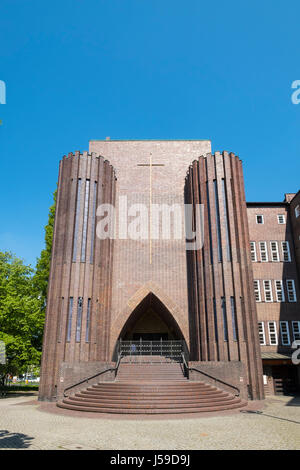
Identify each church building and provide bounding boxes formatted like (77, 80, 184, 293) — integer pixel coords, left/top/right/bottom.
(39, 140, 300, 414)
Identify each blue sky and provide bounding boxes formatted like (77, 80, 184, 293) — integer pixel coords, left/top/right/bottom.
(0, 0, 300, 267)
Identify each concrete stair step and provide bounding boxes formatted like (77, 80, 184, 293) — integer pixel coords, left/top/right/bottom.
(79, 390, 226, 399)
(57, 362, 246, 415)
(63, 395, 242, 408)
(71, 395, 233, 405)
(87, 384, 219, 392)
(117, 374, 185, 377)
(88, 386, 218, 393)
(116, 378, 186, 381)
(57, 399, 247, 414)
(90, 381, 212, 388)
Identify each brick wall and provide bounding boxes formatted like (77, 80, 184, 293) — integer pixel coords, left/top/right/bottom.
(247, 203, 300, 353)
(189, 361, 248, 400)
(89, 140, 212, 356)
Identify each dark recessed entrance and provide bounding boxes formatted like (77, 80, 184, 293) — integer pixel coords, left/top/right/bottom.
(115, 293, 187, 363)
(132, 333, 168, 341)
(119, 293, 183, 341)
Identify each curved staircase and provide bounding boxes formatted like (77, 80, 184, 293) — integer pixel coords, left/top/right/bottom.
(57, 359, 247, 414)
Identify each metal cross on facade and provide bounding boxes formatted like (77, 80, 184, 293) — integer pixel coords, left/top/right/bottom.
(137, 153, 165, 264)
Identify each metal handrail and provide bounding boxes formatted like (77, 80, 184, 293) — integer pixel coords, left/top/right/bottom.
(187, 363, 240, 397)
(63, 353, 123, 398)
(115, 352, 123, 376)
(181, 352, 189, 379)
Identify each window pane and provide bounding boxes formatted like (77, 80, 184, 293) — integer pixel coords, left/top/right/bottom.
(259, 242, 268, 262)
(76, 297, 83, 342)
(230, 297, 238, 341)
(258, 322, 265, 345)
(275, 280, 285, 302)
(256, 215, 264, 224)
(250, 242, 257, 262)
(86, 299, 91, 342)
(221, 297, 228, 341)
(270, 241, 279, 262)
(214, 180, 222, 262)
(280, 321, 290, 346)
(72, 179, 82, 262)
(292, 321, 300, 341)
(221, 179, 231, 261)
(66, 297, 74, 342)
(268, 322, 278, 345)
(81, 180, 90, 262)
(90, 182, 98, 264)
(263, 280, 273, 302)
(254, 280, 261, 302)
(286, 280, 297, 302)
(282, 241, 291, 262)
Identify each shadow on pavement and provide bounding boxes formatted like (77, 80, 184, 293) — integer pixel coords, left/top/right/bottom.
(240, 409, 300, 425)
(0, 392, 38, 399)
(0, 429, 34, 449)
(285, 395, 300, 407)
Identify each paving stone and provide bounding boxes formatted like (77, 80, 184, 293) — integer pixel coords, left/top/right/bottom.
(0, 394, 299, 450)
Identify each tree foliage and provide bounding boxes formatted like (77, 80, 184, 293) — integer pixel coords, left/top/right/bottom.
(0, 191, 56, 385)
(33, 190, 56, 307)
(0, 252, 44, 385)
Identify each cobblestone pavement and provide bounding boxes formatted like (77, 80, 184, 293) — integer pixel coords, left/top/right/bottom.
(0, 394, 299, 450)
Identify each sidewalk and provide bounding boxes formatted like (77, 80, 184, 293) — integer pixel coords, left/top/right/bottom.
(0, 394, 299, 450)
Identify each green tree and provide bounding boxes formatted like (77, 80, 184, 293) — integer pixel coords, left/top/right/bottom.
(0, 252, 44, 386)
(0, 191, 56, 386)
(33, 190, 56, 310)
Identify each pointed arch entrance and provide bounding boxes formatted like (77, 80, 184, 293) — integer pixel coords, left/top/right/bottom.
(119, 292, 184, 341)
(110, 282, 189, 360)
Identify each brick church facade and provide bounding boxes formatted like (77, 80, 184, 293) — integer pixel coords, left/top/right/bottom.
(38, 140, 300, 411)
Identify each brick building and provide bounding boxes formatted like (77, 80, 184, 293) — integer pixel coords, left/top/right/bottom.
(38, 140, 300, 413)
(247, 194, 300, 395)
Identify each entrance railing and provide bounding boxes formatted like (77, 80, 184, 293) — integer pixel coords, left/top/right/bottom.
(117, 339, 185, 363)
(63, 352, 123, 398)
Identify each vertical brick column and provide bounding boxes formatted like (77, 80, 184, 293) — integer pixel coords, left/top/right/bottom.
(39, 152, 116, 401)
(185, 151, 264, 400)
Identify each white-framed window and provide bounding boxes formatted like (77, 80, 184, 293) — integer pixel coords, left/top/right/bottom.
(280, 321, 290, 346)
(268, 321, 278, 345)
(277, 214, 286, 224)
(256, 215, 264, 224)
(286, 279, 297, 302)
(254, 280, 261, 302)
(258, 322, 266, 345)
(281, 241, 291, 262)
(250, 242, 257, 262)
(263, 280, 273, 302)
(292, 321, 300, 341)
(270, 241, 280, 262)
(274, 280, 285, 302)
(295, 205, 300, 218)
(259, 241, 268, 262)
